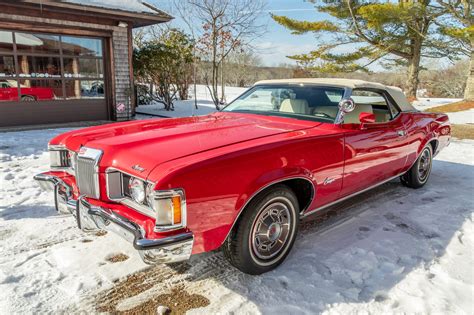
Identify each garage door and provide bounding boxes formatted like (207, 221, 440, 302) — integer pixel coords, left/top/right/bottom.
(0, 30, 108, 127)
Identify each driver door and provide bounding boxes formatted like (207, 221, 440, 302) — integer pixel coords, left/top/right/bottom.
(340, 89, 409, 197)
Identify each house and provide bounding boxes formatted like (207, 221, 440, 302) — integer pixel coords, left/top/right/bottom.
(0, 0, 172, 127)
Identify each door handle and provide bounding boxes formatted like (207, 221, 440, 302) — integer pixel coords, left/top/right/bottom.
(397, 130, 406, 137)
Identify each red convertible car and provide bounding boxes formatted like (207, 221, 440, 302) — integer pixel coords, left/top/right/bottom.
(0, 80, 55, 101)
(35, 79, 450, 274)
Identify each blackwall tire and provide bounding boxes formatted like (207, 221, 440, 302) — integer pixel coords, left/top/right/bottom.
(400, 145, 433, 189)
(223, 184, 299, 275)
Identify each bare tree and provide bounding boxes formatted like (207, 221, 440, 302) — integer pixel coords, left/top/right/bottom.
(227, 49, 262, 87)
(174, 0, 266, 109)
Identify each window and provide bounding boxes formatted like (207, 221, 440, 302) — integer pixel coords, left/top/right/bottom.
(351, 89, 395, 123)
(0, 30, 105, 103)
(0, 31, 14, 53)
(0, 56, 15, 77)
(223, 85, 345, 122)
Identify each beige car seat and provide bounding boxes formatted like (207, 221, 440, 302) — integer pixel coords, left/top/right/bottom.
(312, 106, 339, 118)
(343, 104, 373, 123)
(280, 99, 310, 115)
(373, 109, 391, 122)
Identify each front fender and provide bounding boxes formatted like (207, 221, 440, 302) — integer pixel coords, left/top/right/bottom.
(234, 167, 315, 213)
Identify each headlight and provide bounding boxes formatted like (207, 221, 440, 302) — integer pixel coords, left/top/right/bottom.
(149, 189, 186, 230)
(49, 145, 70, 168)
(129, 177, 146, 204)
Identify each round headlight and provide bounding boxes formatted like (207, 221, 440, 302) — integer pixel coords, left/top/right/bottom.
(129, 177, 146, 204)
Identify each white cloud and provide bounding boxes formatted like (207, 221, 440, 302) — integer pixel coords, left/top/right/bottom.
(254, 41, 314, 66)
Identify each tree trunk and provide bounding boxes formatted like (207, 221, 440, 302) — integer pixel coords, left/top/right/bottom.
(220, 60, 226, 104)
(463, 39, 474, 101)
(405, 40, 422, 99)
(193, 59, 198, 109)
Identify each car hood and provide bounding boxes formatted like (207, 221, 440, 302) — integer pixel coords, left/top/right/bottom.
(54, 112, 317, 178)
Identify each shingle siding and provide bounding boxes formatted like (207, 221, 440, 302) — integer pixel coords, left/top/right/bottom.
(112, 27, 133, 121)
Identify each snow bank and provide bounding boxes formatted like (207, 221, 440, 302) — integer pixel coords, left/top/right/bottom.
(136, 85, 246, 118)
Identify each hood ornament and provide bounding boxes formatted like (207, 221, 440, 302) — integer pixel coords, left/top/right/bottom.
(132, 164, 146, 172)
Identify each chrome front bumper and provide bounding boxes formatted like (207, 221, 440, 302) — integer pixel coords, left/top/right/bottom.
(34, 173, 194, 264)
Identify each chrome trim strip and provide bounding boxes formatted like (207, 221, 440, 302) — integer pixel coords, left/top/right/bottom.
(48, 144, 66, 151)
(121, 198, 156, 218)
(302, 172, 405, 218)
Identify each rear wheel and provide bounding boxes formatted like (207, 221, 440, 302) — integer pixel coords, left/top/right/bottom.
(401, 145, 433, 189)
(223, 185, 299, 275)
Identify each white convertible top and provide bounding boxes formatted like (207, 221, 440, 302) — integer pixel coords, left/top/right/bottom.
(254, 78, 416, 112)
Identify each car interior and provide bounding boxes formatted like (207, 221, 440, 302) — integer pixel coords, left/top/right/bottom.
(277, 88, 397, 124)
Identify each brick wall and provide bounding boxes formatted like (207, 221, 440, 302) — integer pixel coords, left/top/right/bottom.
(0, 13, 133, 121)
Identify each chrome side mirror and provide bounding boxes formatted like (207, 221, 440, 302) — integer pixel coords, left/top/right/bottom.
(338, 98, 355, 113)
(335, 98, 355, 124)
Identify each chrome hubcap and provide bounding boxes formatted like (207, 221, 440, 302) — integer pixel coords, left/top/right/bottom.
(418, 148, 431, 181)
(251, 201, 291, 260)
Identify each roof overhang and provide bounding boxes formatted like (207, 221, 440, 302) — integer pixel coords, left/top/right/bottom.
(5, 0, 173, 28)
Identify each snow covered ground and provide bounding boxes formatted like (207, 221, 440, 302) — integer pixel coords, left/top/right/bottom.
(412, 98, 462, 109)
(413, 99, 473, 125)
(0, 127, 472, 314)
(135, 85, 245, 118)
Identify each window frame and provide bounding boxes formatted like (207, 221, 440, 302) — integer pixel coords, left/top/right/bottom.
(0, 29, 105, 102)
(351, 88, 402, 123)
(222, 84, 347, 123)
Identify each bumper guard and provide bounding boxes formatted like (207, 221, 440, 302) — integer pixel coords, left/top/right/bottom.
(34, 173, 194, 264)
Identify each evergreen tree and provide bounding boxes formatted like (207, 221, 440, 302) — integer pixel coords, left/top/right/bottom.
(272, 0, 460, 98)
(437, 0, 473, 100)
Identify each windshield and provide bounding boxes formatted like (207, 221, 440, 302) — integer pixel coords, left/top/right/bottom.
(223, 85, 345, 122)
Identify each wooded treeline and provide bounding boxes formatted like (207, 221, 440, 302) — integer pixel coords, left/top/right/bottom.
(132, 0, 472, 109)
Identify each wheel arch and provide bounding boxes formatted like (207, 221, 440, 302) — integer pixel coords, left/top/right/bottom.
(222, 175, 315, 247)
(419, 136, 439, 156)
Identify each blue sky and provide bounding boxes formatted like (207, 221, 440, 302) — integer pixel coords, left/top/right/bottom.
(151, 0, 326, 66)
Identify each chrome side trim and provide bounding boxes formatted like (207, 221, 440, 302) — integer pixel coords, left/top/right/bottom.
(221, 176, 316, 246)
(301, 172, 405, 218)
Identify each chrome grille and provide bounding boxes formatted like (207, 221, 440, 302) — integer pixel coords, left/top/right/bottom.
(75, 147, 102, 199)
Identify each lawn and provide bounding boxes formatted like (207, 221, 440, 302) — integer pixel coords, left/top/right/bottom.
(425, 100, 474, 113)
(452, 124, 474, 140)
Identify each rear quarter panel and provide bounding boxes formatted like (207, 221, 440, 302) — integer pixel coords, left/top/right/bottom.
(148, 126, 345, 254)
(404, 111, 451, 168)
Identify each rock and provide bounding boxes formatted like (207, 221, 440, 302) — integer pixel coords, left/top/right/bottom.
(156, 305, 170, 315)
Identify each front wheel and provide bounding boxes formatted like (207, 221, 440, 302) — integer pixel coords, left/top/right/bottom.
(401, 145, 433, 188)
(21, 95, 36, 102)
(223, 185, 299, 275)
